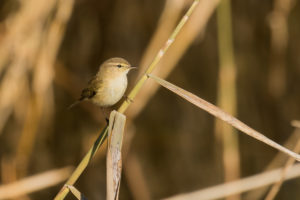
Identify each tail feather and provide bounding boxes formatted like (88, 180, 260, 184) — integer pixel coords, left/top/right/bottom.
(68, 93, 87, 109)
(68, 100, 81, 109)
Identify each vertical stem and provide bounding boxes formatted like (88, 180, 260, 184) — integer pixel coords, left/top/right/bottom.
(216, 1, 240, 200)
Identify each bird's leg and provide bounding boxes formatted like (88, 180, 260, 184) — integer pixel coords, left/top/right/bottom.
(100, 107, 109, 124)
(67, 100, 81, 109)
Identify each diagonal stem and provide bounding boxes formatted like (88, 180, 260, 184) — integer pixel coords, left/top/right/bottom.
(147, 73, 300, 162)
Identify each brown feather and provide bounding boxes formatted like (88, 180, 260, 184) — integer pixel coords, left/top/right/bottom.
(68, 76, 103, 109)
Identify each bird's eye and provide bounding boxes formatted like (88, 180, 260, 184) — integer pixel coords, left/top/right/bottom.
(117, 64, 122, 68)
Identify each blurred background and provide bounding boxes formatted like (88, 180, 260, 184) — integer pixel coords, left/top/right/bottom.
(0, 0, 300, 199)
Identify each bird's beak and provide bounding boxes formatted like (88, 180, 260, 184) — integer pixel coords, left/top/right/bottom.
(129, 66, 137, 70)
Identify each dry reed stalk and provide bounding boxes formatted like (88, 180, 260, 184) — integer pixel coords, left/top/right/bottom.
(163, 163, 300, 200)
(106, 111, 126, 200)
(0, 166, 73, 199)
(54, 1, 206, 199)
(216, 1, 240, 200)
(147, 74, 300, 161)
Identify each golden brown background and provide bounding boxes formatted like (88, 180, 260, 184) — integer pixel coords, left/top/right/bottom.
(0, 0, 300, 199)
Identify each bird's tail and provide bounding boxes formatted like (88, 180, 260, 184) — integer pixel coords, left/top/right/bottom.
(68, 100, 81, 109)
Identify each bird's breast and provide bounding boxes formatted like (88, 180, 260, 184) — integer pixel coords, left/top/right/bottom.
(92, 75, 128, 107)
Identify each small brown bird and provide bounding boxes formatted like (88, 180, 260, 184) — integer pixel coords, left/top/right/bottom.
(69, 57, 135, 109)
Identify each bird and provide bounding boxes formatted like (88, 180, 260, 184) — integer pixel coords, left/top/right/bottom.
(69, 57, 135, 109)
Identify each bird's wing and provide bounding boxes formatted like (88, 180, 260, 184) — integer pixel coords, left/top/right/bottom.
(79, 76, 103, 100)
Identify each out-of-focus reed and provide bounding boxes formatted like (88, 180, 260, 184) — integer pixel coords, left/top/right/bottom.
(215, 1, 240, 200)
(0, 0, 74, 196)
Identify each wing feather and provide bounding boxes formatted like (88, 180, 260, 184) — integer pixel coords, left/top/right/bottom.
(80, 76, 103, 100)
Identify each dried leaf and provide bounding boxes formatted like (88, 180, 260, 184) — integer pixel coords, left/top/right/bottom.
(107, 111, 127, 200)
(65, 185, 88, 200)
(148, 74, 300, 161)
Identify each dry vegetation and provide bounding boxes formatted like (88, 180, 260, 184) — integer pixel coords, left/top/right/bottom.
(0, 0, 300, 199)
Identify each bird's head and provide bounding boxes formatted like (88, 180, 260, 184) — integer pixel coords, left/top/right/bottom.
(99, 57, 136, 78)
